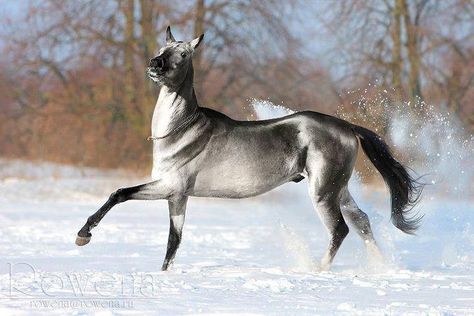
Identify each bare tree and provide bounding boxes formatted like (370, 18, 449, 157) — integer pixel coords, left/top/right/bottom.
(321, 0, 473, 125)
(0, 0, 328, 168)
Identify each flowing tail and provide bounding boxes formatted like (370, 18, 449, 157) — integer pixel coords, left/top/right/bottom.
(352, 124, 423, 234)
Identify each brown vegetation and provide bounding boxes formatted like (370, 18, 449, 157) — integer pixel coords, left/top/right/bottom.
(0, 0, 472, 172)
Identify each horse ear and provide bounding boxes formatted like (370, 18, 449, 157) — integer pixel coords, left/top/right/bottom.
(190, 34, 204, 50)
(166, 26, 176, 44)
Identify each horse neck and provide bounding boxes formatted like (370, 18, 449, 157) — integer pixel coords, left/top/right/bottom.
(152, 64, 198, 137)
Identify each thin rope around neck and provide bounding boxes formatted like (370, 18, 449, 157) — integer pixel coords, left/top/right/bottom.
(147, 111, 200, 141)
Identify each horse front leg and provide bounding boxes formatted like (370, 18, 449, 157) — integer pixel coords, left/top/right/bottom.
(162, 196, 188, 271)
(75, 180, 172, 246)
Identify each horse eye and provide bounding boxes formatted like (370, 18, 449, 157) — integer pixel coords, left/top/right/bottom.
(181, 52, 187, 58)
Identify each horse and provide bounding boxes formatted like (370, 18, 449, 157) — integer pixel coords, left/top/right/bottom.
(76, 26, 422, 271)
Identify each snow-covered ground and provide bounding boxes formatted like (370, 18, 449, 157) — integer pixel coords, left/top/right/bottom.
(1, 100, 474, 315)
(0, 157, 473, 315)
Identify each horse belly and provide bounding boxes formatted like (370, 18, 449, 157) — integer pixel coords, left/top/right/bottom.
(190, 150, 298, 198)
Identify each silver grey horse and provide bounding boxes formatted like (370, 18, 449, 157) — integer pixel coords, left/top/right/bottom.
(76, 26, 422, 271)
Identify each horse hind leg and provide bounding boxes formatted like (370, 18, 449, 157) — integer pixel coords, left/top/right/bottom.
(308, 178, 349, 270)
(305, 137, 358, 270)
(316, 199, 349, 271)
(340, 187, 383, 264)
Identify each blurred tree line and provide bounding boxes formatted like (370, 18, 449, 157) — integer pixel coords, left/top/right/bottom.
(0, 0, 472, 171)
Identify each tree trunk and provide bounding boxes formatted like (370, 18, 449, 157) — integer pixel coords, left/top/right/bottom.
(400, 0, 423, 104)
(139, 0, 157, 64)
(123, 0, 138, 125)
(139, 0, 159, 125)
(193, 0, 205, 94)
(391, 0, 403, 101)
(123, 0, 146, 133)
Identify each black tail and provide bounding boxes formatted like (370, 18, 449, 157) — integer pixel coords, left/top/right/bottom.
(352, 125, 423, 234)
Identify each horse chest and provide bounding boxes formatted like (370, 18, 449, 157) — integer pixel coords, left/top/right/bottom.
(150, 133, 208, 182)
(151, 144, 181, 180)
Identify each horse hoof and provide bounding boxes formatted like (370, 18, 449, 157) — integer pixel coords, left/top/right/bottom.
(75, 235, 91, 246)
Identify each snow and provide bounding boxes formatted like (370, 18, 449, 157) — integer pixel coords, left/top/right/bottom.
(1, 100, 474, 314)
(1, 157, 473, 315)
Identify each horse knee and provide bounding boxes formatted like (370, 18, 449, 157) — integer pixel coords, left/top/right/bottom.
(109, 188, 128, 203)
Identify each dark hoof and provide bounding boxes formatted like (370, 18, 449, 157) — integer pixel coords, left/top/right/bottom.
(161, 260, 171, 271)
(75, 234, 91, 246)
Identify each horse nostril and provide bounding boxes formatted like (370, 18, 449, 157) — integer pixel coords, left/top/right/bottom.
(150, 57, 165, 69)
(156, 58, 164, 69)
